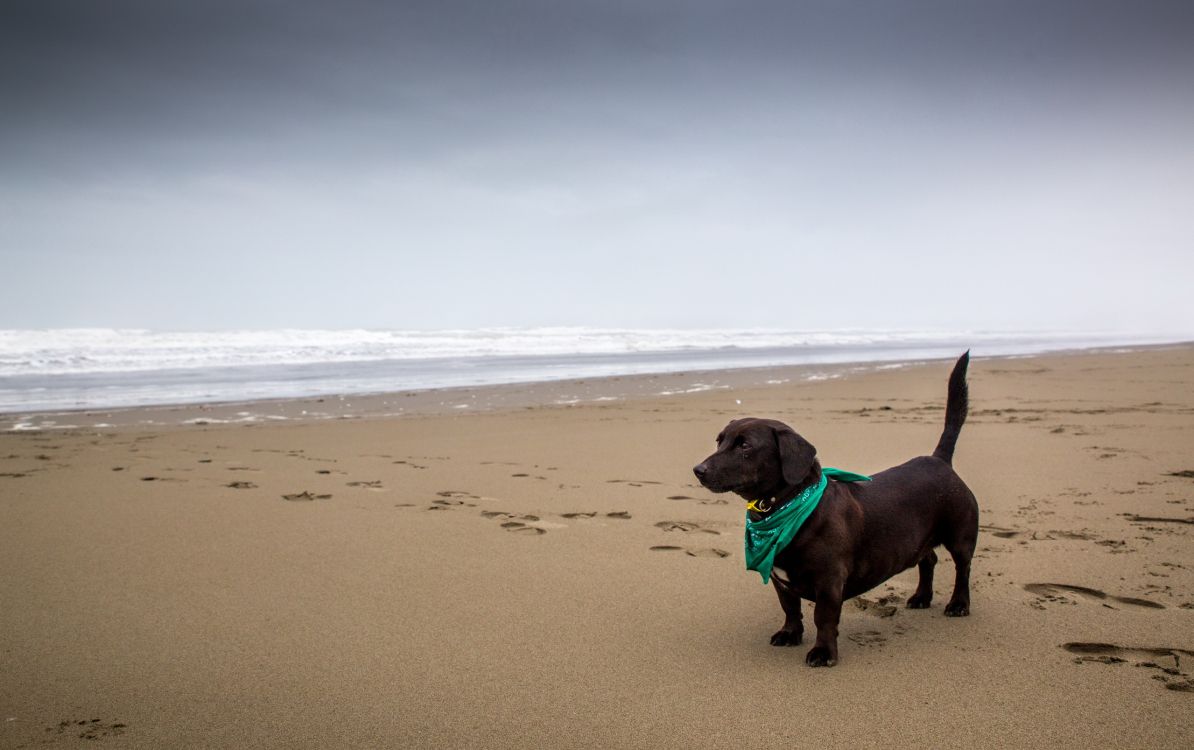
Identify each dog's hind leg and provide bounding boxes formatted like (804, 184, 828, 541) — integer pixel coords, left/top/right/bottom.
(943, 536, 975, 617)
(905, 549, 937, 609)
(769, 574, 804, 646)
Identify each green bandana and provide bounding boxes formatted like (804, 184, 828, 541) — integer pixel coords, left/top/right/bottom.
(744, 467, 871, 584)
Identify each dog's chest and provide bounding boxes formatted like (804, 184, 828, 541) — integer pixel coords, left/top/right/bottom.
(770, 545, 825, 598)
(770, 563, 817, 598)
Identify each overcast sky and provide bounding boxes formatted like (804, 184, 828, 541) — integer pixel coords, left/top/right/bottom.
(2, 1, 1191, 333)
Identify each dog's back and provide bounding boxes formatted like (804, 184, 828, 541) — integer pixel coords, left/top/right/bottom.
(830, 352, 979, 600)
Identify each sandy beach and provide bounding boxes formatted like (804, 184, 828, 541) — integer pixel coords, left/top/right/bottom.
(2, 344, 1193, 749)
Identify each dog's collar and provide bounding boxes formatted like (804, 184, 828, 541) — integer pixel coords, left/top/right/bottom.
(744, 468, 871, 584)
(746, 497, 775, 513)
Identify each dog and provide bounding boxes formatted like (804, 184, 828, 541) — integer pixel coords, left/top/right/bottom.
(692, 352, 977, 667)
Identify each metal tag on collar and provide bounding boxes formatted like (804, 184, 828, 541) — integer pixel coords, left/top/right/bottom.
(746, 498, 774, 513)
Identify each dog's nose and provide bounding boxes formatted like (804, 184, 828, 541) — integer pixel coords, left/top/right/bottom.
(693, 463, 708, 480)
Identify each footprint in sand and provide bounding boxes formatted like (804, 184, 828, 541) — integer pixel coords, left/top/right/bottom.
(226, 481, 257, 489)
(561, 512, 597, 519)
(667, 494, 729, 506)
(501, 521, 546, 535)
(48, 719, 128, 740)
(852, 596, 899, 618)
(479, 511, 548, 534)
(980, 524, 1022, 538)
(0, 472, 27, 478)
(437, 490, 478, 499)
(1024, 583, 1165, 610)
(347, 480, 384, 490)
(606, 511, 632, 519)
(655, 520, 720, 535)
(982, 525, 1099, 542)
(607, 479, 663, 487)
(1062, 642, 1194, 692)
(1123, 513, 1194, 526)
(1046, 530, 1097, 540)
(649, 545, 730, 558)
(847, 630, 887, 647)
(282, 491, 331, 501)
(430, 491, 480, 509)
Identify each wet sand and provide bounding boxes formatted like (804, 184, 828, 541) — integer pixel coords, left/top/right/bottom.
(2, 345, 1193, 748)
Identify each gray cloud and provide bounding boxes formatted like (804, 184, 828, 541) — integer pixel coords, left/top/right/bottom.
(2, 1, 1192, 332)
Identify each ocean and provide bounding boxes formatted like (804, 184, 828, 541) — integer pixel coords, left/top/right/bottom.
(0, 327, 1181, 414)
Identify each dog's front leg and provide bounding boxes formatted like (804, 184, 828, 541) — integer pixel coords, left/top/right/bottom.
(769, 576, 803, 646)
(806, 580, 845, 667)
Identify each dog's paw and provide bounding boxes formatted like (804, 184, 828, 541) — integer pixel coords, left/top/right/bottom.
(905, 593, 932, 609)
(770, 629, 803, 647)
(944, 601, 970, 617)
(805, 646, 837, 667)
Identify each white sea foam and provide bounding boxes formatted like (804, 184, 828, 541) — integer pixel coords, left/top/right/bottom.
(0, 327, 1183, 413)
(0, 327, 1154, 377)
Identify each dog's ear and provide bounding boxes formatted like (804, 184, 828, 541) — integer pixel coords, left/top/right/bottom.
(715, 418, 743, 446)
(774, 425, 817, 485)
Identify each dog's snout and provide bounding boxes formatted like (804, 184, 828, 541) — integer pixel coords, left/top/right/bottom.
(693, 463, 708, 480)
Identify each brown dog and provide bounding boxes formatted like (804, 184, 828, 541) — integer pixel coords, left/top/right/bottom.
(693, 353, 977, 666)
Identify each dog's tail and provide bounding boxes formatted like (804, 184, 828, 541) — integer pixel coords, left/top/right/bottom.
(932, 351, 970, 464)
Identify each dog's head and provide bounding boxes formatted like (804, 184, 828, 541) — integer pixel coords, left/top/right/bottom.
(693, 418, 819, 502)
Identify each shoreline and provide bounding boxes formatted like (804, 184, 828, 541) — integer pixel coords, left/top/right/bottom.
(3, 340, 1189, 432)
